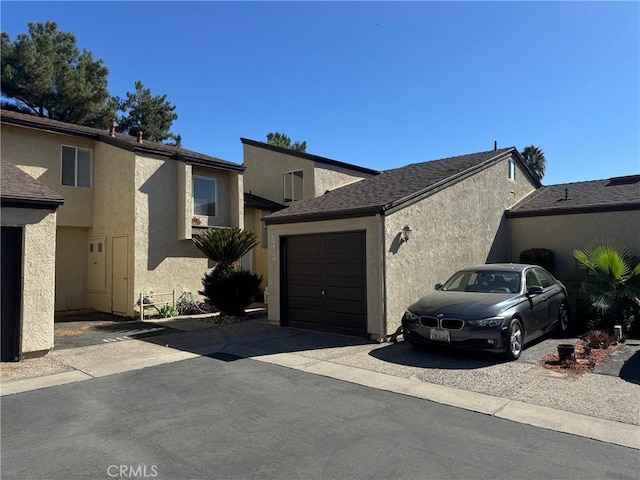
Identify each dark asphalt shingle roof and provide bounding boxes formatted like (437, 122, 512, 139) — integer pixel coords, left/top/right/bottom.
(1, 159, 64, 209)
(265, 147, 520, 223)
(241, 138, 380, 176)
(244, 192, 286, 211)
(1, 110, 244, 172)
(508, 175, 640, 217)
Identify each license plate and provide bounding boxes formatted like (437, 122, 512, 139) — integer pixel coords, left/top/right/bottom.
(430, 329, 450, 342)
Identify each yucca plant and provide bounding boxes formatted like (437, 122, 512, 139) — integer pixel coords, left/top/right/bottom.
(574, 239, 640, 333)
(192, 227, 258, 272)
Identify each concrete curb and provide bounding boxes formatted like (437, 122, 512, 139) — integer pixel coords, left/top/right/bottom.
(226, 344, 640, 450)
(3, 339, 639, 450)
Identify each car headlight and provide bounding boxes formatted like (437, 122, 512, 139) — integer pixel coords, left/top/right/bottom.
(466, 316, 505, 327)
(404, 311, 419, 323)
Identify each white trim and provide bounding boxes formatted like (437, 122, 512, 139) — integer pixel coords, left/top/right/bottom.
(282, 169, 304, 203)
(193, 175, 218, 218)
(60, 145, 92, 188)
(508, 159, 516, 181)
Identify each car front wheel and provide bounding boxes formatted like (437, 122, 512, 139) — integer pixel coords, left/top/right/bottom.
(505, 318, 524, 361)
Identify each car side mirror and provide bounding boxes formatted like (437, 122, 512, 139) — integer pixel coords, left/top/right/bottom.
(434, 283, 443, 290)
(526, 286, 544, 296)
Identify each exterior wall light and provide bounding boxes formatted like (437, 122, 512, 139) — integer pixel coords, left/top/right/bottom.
(400, 225, 412, 243)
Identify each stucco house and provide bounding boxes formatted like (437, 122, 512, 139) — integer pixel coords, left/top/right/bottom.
(262, 147, 541, 340)
(1, 110, 244, 332)
(508, 175, 640, 278)
(241, 137, 380, 293)
(1, 160, 64, 360)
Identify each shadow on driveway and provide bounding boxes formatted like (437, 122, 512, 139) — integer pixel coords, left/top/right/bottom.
(619, 350, 640, 385)
(368, 341, 507, 370)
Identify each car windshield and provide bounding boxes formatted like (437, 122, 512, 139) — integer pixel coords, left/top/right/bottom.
(441, 270, 521, 294)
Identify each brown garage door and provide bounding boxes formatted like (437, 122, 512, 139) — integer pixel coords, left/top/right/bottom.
(283, 231, 367, 336)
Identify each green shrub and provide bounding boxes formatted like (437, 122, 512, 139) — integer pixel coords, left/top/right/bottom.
(582, 330, 614, 350)
(574, 239, 640, 335)
(519, 248, 555, 274)
(200, 268, 262, 317)
(158, 304, 179, 318)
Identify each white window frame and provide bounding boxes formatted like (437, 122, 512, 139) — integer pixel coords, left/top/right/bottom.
(61, 145, 92, 188)
(193, 175, 218, 217)
(508, 159, 516, 181)
(282, 170, 304, 203)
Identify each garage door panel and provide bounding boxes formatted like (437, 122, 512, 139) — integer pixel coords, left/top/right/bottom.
(325, 286, 365, 302)
(288, 285, 322, 300)
(288, 238, 322, 258)
(323, 234, 363, 256)
(285, 231, 367, 337)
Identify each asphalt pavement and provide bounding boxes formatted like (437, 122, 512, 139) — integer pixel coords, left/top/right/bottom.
(1, 311, 639, 452)
(2, 353, 638, 480)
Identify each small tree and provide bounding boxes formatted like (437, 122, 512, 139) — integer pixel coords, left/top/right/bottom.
(266, 132, 307, 152)
(192, 228, 262, 316)
(574, 239, 640, 334)
(116, 81, 180, 145)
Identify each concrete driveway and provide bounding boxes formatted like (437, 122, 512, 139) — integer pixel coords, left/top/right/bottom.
(2, 314, 639, 449)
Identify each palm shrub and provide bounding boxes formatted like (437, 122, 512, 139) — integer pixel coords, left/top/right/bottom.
(573, 239, 640, 334)
(200, 268, 262, 317)
(192, 227, 259, 273)
(192, 227, 261, 316)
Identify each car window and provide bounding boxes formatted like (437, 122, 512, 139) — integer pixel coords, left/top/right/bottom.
(442, 270, 521, 293)
(534, 268, 554, 288)
(526, 270, 541, 288)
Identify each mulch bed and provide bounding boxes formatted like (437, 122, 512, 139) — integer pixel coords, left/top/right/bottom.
(542, 340, 621, 375)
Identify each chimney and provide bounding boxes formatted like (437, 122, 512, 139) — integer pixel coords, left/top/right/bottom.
(137, 131, 143, 144)
(565, 188, 569, 200)
(109, 121, 116, 137)
(494, 140, 497, 151)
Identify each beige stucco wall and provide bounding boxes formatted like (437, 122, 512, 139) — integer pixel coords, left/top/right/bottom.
(509, 210, 640, 280)
(243, 144, 315, 203)
(313, 164, 372, 197)
(55, 227, 88, 311)
(243, 143, 373, 206)
(266, 216, 384, 339)
(132, 156, 243, 315)
(1, 125, 94, 227)
(384, 156, 536, 334)
(85, 142, 137, 314)
(243, 207, 268, 290)
(1, 207, 58, 354)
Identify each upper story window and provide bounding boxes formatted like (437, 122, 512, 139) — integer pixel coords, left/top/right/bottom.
(61, 145, 92, 188)
(193, 175, 217, 217)
(508, 159, 516, 181)
(283, 170, 303, 203)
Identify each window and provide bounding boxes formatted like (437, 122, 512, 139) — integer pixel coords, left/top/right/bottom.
(61, 146, 92, 187)
(282, 170, 303, 202)
(193, 176, 217, 217)
(533, 268, 554, 288)
(508, 159, 516, 181)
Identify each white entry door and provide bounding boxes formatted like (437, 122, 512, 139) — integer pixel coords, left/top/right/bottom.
(112, 236, 128, 314)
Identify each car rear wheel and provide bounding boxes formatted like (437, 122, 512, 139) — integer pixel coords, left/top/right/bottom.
(505, 318, 523, 361)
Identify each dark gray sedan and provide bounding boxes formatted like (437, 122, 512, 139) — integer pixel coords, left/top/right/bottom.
(402, 264, 569, 360)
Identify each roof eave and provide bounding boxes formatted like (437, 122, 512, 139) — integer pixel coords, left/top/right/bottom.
(264, 206, 382, 225)
(1, 196, 64, 210)
(240, 137, 380, 175)
(507, 202, 640, 218)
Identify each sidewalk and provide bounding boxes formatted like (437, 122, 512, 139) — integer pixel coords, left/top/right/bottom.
(2, 313, 639, 450)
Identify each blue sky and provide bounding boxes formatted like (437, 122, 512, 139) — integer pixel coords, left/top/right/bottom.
(2, 1, 639, 185)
